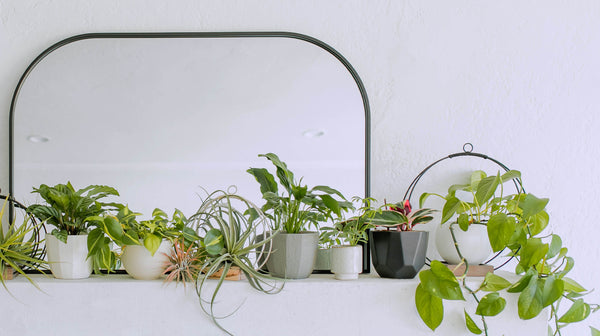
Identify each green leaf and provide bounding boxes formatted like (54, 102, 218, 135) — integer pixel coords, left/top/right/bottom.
(519, 194, 549, 220)
(590, 326, 600, 336)
(476, 292, 506, 316)
(52, 229, 68, 244)
(464, 310, 482, 334)
(518, 275, 544, 319)
(558, 299, 591, 323)
(419, 260, 465, 300)
(457, 213, 469, 231)
(319, 194, 341, 217)
(540, 275, 564, 307)
(546, 234, 562, 259)
(518, 238, 549, 270)
(508, 269, 537, 293)
(415, 283, 444, 331)
(480, 273, 512, 292)
(121, 229, 141, 246)
(528, 211, 549, 236)
(563, 277, 587, 293)
(102, 216, 123, 240)
(247, 168, 278, 195)
(259, 153, 294, 192)
(204, 229, 224, 256)
(312, 185, 346, 199)
(441, 196, 461, 224)
(475, 175, 500, 206)
(143, 234, 162, 256)
(87, 228, 106, 257)
(500, 170, 521, 183)
(487, 213, 515, 252)
(470, 170, 487, 190)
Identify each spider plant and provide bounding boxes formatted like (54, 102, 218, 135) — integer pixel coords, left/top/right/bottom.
(189, 189, 283, 335)
(0, 197, 47, 290)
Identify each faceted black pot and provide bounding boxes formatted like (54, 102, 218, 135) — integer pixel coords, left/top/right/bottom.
(369, 230, 429, 279)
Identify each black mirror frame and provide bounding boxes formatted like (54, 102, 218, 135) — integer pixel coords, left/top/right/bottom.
(8, 31, 372, 273)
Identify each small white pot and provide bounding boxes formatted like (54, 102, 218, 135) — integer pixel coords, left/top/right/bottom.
(435, 222, 492, 265)
(46, 234, 92, 280)
(121, 240, 172, 280)
(330, 245, 362, 280)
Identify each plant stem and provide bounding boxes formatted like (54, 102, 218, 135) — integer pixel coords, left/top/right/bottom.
(450, 225, 489, 336)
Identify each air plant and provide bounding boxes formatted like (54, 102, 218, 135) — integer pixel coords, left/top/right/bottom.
(162, 238, 204, 287)
(0, 197, 47, 291)
(189, 189, 283, 335)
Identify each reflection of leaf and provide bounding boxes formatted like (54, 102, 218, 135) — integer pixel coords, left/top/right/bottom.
(415, 284, 443, 331)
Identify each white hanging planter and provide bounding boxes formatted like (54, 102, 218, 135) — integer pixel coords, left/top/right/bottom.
(121, 240, 172, 280)
(435, 222, 492, 265)
(46, 234, 92, 280)
(330, 245, 362, 280)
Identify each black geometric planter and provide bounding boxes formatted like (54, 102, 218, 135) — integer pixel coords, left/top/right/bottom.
(369, 230, 429, 279)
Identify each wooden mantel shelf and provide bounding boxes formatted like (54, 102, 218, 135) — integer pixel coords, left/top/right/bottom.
(0, 272, 546, 336)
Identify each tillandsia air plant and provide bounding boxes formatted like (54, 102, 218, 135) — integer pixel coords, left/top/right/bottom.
(247, 153, 353, 233)
(415, 170, 599, 336)
(189, 189, 283, 335)
(0, 197, 47, 290)
(162, 238, 204, 287)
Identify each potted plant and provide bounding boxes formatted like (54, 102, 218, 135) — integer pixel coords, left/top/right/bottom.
(27, 182, 119, 279)
(117, 207, 197, 280)
(0, 197, 46, 288)
(327, 197, 375, 280)
(366, 199, 435, 279)
(414, 170, 599, 335)
(419, 170, 522, 265)
(189, 189, 283, 335)
(247, 153, 353, 279)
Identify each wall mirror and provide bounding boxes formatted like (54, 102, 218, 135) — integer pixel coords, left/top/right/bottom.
(9, 32, 371, 272)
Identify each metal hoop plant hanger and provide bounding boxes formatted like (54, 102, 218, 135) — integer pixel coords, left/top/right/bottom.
(402, 143, 524, 270)
(0, 192, 47, 271)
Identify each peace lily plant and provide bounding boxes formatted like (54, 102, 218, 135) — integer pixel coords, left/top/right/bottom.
(416, 170, 598, 335)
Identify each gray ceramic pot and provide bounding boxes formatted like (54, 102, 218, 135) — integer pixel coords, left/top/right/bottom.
(266, 231, 318, 279)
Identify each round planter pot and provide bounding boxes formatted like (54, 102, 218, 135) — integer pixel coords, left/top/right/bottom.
(46, 234, 92, 280)
(330, 245, 362, 280)
(121, 240, 172, 280)
(266, 231, 318, 279)
(370, 230, 428, 279)
(435, 222, 492, 265)
(314, 248, 332, 272)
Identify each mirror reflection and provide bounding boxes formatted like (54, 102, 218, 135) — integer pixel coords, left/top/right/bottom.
(12, 35, 367, 218)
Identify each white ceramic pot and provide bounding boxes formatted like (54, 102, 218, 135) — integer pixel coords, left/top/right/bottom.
(46, 234, 93, 279)
(330, 245, 362, 280)
(435, 222, 492, 265)
(121, 240, 172, 280)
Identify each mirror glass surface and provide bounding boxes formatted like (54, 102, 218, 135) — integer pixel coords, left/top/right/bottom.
(12, 36, 366, 218)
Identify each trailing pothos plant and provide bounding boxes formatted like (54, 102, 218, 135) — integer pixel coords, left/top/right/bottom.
(415, 170, 598, 335)
(247, 153, 353, 233)
(189, 189, 283, 335)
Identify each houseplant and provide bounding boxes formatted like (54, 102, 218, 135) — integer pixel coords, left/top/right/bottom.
(366, 199, 435, 279)
(415, 170, 599, 335)
(0, 197, 46, 289)
(327, 197, 375, 280)
(247, 153, 353, 279)
(189, 189, 283, 335)
(27, 182, 119, 279)
(419, 170, 523, 265)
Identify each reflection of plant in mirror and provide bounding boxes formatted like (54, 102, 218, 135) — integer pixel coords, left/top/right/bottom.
(247, 153, 353, 233)
(415, 170, 599, 335)
(0, 198, 47, 290)
(321, 197, 376, 246)
(190, 190, 283, 336)
(27, 182, 119, 242)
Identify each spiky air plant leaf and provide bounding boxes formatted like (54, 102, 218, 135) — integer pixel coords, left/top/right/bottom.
(162, 238, 204, 287)
(189, 189, 284, 335)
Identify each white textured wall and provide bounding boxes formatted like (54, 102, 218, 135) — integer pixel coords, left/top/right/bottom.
(1, 1, 599, 334)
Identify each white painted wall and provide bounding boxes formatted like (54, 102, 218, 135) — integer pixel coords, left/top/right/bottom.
(1, 1, 599, 334)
